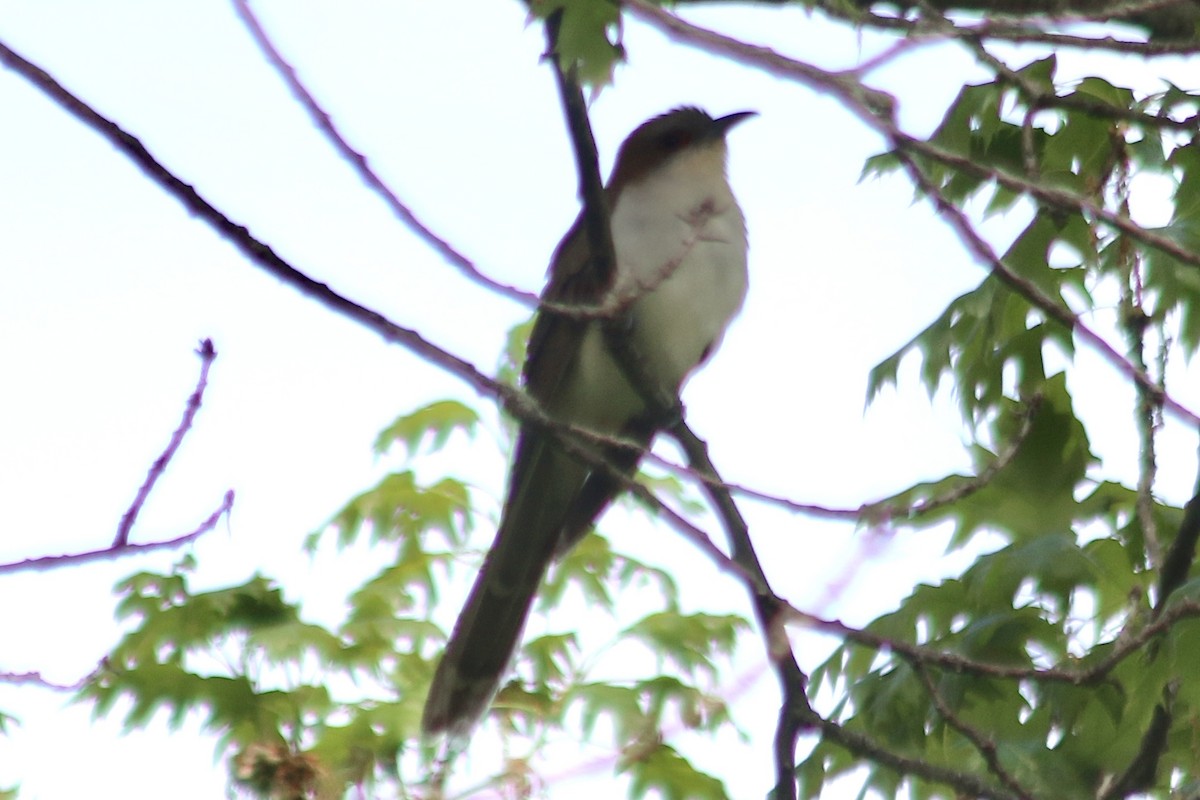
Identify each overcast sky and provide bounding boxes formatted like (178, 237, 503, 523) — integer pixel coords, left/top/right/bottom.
(2, 2, 1198, 799)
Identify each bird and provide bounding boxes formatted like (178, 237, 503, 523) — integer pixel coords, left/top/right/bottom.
(421, 106, 755, 737)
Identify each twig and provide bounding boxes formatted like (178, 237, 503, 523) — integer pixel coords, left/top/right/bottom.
(869, 392, 1042, 523)
(0, 671, 80, 690)
(1118, 239, 1162, 572)
(810, 0, 1200, 51)
(624, 0, 1200, 429)
(911, 661, 1034, 799)
(0, 661, 106, 692)
(0, 490, 234, 574)
(630, 391, 1033, 523)
(231, 0, 655, 327)
(543, 15, 810, 798)
(229, 0, 543, 310)
(793, 598, 1200, 685)
(808, 709, 1021, 800)
(0, 36, 750, 593)
(669, 422, 812, 800)
(113, 338, 216, 547)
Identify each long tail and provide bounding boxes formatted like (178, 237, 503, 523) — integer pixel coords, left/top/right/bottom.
(421, 429, 587, 735)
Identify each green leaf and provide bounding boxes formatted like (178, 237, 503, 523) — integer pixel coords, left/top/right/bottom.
(372, 399, 478, 458)
(542, 532, 678, 611)
(622, 741, 729, 800)
(531, 0, 624, 87)
(943, 375, 1094, 544)
(1072, 76, 1134, 109)
(318, 470, 471, 549)
(574, 682, 648, 741)
(499, 316, 535, 389)
(622, 611, 747, 679)
(865, 267, 1076, 423)
(522, 631, 578, 688)
(1015, 54, 1057, 93)
(637, 675, 731, 733)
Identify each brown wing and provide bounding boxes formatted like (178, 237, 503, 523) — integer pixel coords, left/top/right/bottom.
(523, 202, 613, 409)
(422, 200, 620, 735)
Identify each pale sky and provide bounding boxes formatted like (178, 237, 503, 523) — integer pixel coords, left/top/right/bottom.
(2, 2, 1197, 799)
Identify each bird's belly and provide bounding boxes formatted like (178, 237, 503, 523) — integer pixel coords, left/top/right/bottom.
(561, 325, 646, 431)
(560, 234, 748, 432)
(629, 236, 748, 388)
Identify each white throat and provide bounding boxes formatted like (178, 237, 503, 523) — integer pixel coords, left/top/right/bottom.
(608, 140, 749, 390)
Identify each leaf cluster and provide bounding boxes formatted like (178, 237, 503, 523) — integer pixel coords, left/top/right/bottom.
(804, 56, 1200, 799)
(81, 401, 750, 799)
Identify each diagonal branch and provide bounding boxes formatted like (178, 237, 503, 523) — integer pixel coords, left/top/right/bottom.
(809, 709, 1022, 800)
(229, 0, 539, 309)
(114, 338, 216, 547)
(0, 35, 752, 594)
(911, 661, 1034, 800)
(794, 598, 1200, 685)
(625, 0, 1200, 429)
(232, 0, 662, 327)
(542, 14, 811, 800)
(669, 422, 814, 799)
(0, 489, 234, 574)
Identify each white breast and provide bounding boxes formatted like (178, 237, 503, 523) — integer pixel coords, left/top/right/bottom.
(608, 141, 749, 390)
(559, 141, 749, 432)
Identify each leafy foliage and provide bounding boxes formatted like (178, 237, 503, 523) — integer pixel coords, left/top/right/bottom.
(805, 54, 1200, 799)
(16, 6, 1200, 800)
(530, 0, 625, 87)
(79, 401, 745, 798)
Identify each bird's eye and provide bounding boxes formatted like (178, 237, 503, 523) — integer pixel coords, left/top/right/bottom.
(661, 130, 692, 151)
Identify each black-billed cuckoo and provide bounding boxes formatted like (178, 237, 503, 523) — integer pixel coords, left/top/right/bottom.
(422, 107, 754, 736)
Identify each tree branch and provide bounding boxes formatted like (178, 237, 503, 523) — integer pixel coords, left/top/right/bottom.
(229, 0, 543, 310)
(793, 598, 1200, 685)
(808, 708, 1022, 800)
(0, 489, 234, 574)
(912, 661, 1034, 800)
(0, 35, 751, 596)
(541, 14, 811, 799)
(113, 338, 216, 547)
(624, 0, 1200, 429)
(824, 0, 1200, 42)
(669, 423, 813, 799)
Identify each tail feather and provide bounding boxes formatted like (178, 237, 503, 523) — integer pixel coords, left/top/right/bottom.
(421, 430, 587, 735)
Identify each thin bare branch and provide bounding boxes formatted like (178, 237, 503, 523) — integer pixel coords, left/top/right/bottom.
(544, 16, 810, 798)
(807, 708, 1022, 800)
(912, 661, 1035, 800)
(811, 0, 1200, 55)
(231, 0, 669, 328)
(229, 0, 539, 309)
(625, 0, 1200, 429)
(0, 35, 754, 595)
(668, 422, 813, 797)
(792, 598, 1200, 685)
(113, 338, 216, 547)
(0, 660, 106, 692)
(0, 490, 234, 574)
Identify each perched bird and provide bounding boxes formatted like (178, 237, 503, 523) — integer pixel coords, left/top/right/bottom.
(422, 106, 755, 736)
